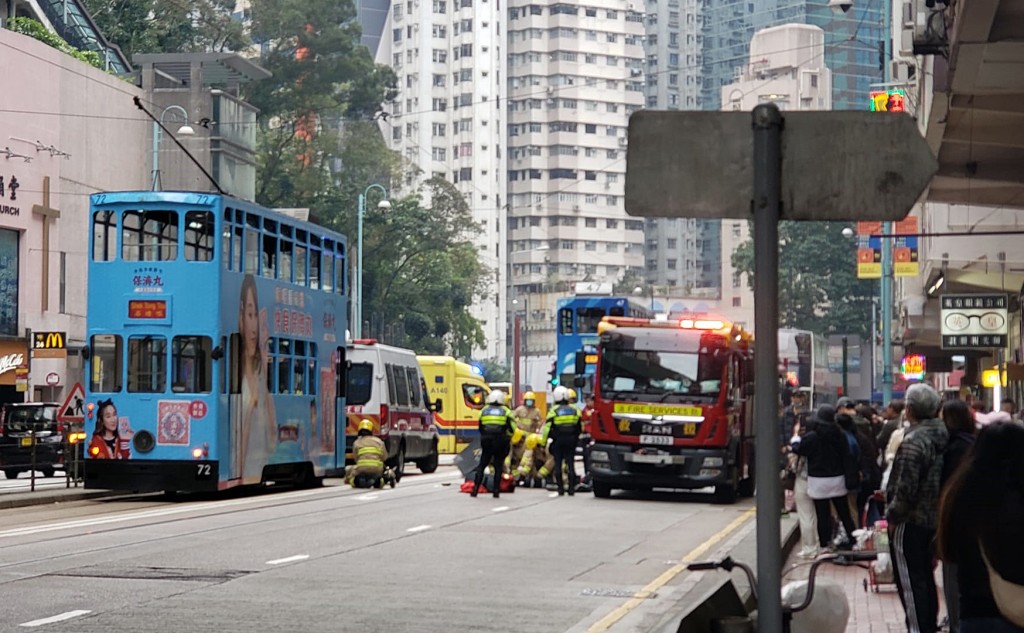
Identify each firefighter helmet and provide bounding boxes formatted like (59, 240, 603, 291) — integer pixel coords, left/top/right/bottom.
(526, 433, 542, 450)
(357, 419, 374, 434)
(523, 391, 536, 404)
(568, 388, 578, 402)
(511, 428, 524, 445)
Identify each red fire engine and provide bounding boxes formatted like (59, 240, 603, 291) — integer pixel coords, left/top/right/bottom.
(584, 316, 756, 503)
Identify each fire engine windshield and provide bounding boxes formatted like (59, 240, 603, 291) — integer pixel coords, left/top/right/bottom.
(598, 328, 727, 402)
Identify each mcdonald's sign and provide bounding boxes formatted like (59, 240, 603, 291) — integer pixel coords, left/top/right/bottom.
(33, 331, 66, 350)
(32, 331, 67, 359)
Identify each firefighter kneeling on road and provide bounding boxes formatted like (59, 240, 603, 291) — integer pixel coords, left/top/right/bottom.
(345, 419, 393, 488)
(516, 432, 555, 488)
(543, 386, 583, 496)
(472, 390, 517, 498)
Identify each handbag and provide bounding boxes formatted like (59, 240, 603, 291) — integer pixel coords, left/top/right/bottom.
(780, 467, 796, 491)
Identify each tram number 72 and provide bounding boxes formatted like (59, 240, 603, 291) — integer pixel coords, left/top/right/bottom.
(196, 463, 213, 480)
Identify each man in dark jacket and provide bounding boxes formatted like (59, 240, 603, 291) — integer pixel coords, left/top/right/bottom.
(886, 383, 948, 633)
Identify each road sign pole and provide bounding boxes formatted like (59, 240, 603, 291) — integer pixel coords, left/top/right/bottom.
(752, 103, 783, 633)
(881, 222, 894, 404)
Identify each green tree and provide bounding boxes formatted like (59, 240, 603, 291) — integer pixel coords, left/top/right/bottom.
(478, 359, 511, 383)
(731, 221, 874, 338)
(82, 0, 247, 62)
(357, 177, 488, 356)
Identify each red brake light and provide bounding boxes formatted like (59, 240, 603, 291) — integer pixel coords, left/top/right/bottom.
(379, 405, 388, 433)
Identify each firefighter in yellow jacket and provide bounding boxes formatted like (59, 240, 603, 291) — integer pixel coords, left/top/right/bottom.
(345, 419, 388, 487)
(507, 391, 542, 475)
(516, 432, 555, 487)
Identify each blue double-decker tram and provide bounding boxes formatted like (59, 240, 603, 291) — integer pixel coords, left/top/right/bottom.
(84, 191, 348, 493)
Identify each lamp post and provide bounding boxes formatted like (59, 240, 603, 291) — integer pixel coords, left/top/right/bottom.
(355, 184, 390, 339)
(512, 297, 529, 402)
(844, 225, 893, 404)
(151, 105, 196, 191)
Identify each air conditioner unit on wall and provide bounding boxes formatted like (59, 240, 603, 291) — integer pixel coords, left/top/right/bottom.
(909, 0, 949, 56)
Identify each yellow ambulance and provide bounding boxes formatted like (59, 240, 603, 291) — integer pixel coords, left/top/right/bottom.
(416, 356, 490, 454)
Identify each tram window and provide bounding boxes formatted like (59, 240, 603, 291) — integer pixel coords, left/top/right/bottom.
(609, 307, 625, 317)
(295, 245, 307, 286)
(232, 226, 243, 271)
(559, 308, 574, 334)
(122, 210, 178, 261)
(262, 233, 278, 278)
(89, 334, 122, 392)
(171, 336, 212, 393)
(222, 211, 231, 270)
(277, 357, 293, 394)
(128, 336, 167, 393)
(279, 239, 293, 282)
(244, 228, 259, 274)
(307, 352, 317, 395)
(576, 308, 605, 333)
(293, 360, 306, 395)
(335, 253, 345, 295)
(92, 211, 117, 261)
(310, 248, 321, 289)
(184, 211, 214, 262)
(322, 252, 334, 293)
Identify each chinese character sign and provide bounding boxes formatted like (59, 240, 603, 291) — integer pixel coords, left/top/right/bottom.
(940, 294, 1009, 349)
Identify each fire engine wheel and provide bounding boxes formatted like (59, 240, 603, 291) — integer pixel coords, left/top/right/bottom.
(4, 469, 20, 480)
(41, 466, 56, 478)
(714, 468, 739, 504)
(592, 481, 612, 498)
(737, 454, 755, 498)
(416, 442, 439, 474)
(392, 446, 406, 482)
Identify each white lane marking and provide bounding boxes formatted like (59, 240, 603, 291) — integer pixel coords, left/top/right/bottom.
(492, 506, 509, 512)
(0, 470, 462, 540)
(20, 610, 92, 627)
(355, 493, 379, 500)
(406, 524, 432, 533)
(266, 554, 309, 565)
(548, 492, 559, 498)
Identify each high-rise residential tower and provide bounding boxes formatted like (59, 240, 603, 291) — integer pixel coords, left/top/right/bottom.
(506, 0, 646, 387)
(376, 0, 508, 358)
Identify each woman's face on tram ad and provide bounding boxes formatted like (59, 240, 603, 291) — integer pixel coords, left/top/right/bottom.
(101, 402, 118, 434)
(240, 284, 259, 357)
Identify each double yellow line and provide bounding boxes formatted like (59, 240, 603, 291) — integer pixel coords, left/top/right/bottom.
(587, 506, 757, 632)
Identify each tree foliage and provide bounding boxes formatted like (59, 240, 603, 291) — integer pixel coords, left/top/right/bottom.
(731, 221, 874, 338)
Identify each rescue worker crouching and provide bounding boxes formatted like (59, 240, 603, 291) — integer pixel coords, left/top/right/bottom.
(345, 419, 393, 488)
(516, 432, 555, 488)
(508, 391, 543, 473)
(473, 390, 517, 498)
(543, 386, 583, 496)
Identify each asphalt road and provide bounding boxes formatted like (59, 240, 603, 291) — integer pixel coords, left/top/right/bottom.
(0, 466, 757, 633)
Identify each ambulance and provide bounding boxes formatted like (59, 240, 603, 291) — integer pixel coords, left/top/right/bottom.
(417, 356, 491, 454)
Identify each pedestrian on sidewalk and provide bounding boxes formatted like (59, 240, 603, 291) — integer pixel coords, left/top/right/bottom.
(790, 404, 857, 551)
(886, 383, 948, 633)
(938, 421, 1024, 633)
(791, 417, 818, 558)
(937, 399, 976, 633)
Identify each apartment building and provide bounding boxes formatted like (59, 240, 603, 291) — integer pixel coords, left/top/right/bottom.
(377, 0, 508, 358)
(717, 23, 832, 332)
(506, 0, 646, 381)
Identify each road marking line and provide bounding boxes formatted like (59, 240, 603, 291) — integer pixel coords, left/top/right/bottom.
(356, 493, 379, 500)
(20, 610, 92, 627)
(406, 524, 432, 533)
(586, 506, 757, 632)
(492, 506, 509, 512)
(266, 554, 309, 565)
(548, 492, 559, 498)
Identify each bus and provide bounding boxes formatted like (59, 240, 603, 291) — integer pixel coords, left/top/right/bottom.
(556, 294, 654, 393)
(778, 328, 834, 409)
(84, 191, 349, 493)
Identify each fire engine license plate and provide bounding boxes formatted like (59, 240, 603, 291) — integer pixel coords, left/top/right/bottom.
(683, 423, 697, 436)
(639, 434, 673, 446)
(20, 437, 33, 447)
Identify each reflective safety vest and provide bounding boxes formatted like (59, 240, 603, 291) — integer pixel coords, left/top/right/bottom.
(354, 436, 386, 470)
(544, 404, 581, 440)
(480, 405, 513, 435)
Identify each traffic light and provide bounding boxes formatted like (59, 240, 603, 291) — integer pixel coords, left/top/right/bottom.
(548, 361, 559, 387)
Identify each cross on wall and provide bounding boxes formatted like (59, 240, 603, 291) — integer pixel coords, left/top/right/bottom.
(31, 176, 60, 312)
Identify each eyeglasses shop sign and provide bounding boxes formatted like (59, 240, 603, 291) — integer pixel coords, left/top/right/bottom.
(940, 294, 1008, 349)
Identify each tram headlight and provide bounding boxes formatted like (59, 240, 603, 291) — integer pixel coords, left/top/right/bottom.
(192, 447, 205, 459)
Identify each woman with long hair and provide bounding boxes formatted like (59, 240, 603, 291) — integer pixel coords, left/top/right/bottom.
(937, 422, 1024, 633)
(88, 399, 130, 459)
(238, 275, 276, 484)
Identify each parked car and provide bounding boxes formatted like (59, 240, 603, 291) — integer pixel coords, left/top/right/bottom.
(0, 402, 65, 479)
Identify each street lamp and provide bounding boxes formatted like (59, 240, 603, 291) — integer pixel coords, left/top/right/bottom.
(355, 184, 390, 339)
(632, 285, 654, 310)
(151, 105, 196, 191)
(512, 297, 529, 402)
(844, 225, 893, 403)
